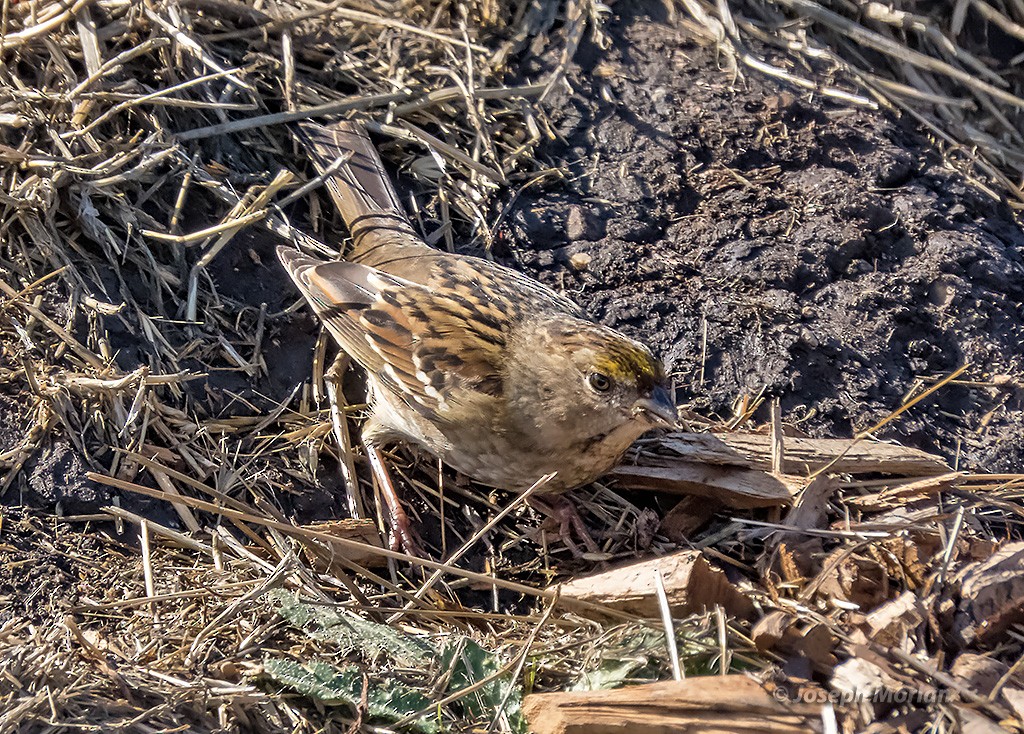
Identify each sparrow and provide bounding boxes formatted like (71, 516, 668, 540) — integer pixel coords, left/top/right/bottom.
(279, 120, 676, 553)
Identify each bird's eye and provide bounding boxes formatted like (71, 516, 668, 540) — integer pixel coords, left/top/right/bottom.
(587, 372, 612, 392)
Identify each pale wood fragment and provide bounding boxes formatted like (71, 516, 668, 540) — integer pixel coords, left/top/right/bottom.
(614, 431, 949, 508)
(522, 677, 822, 734)
(775, 475, 838, 544)
(846, 472, 961, 510)
(648, 432, 949, 476)
(558, 550, 755, 620)
(951, 653, 1023, 700)
(955, 706, 1007, 734)
(302, 518, 386, 568)
(862, 591, 925, 648)
(611, 461, 797, 509)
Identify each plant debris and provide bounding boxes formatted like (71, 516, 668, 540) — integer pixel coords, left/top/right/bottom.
(0, 0, 1023, 733)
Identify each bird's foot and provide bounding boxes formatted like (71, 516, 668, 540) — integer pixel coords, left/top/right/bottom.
(386, 500, 425, 557)
(530, 495, 601, 557)
(364, 440, 425, 558)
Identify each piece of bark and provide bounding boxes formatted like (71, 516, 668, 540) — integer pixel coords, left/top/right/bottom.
(752, 611, 838, 673)
(751, 611, 790, 651)
(832, 657, 904, 703)
(970, 538, 1000, 563)
(951, 653, 1010, 696)
(611, 461, 797, 509)
(301, 518, 385, 568)
(811, 550, 889, 610)
(768, 476, 837, 580)
(773, 539, 821, 582)
(954, 707, 1007, 734)
(951, 653, 1024, 704)
(776, 475, 838, 542)
(830, 655, 957, 730)
(557, 550, 755, 620)
(870, 535, 931, 590)
(861, 591, 925, 649)
(522, 677, 822, 734)
(864, 528, 990, 586)
(651, 432, 949, 476)
(843, 642, 939, 694)
(659, 495, 721, 542)
(954, 542, 1024, 647)
(1001, 688, 1024, 723)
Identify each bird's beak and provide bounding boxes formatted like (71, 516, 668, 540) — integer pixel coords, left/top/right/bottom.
(633, 385, 678, 428)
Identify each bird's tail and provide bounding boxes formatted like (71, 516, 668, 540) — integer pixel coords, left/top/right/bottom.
(294, 121, 429, 268)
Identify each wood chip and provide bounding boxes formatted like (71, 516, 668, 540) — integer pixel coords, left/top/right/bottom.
(652, 432, 949, 476)
(846, 472, 962, 510)
(954, 542, 1024, 646)
(831, 657, 904, 705)
(951, 653, 1024, 700)
(773, 475, 837, 546)
(611, 461, 797, 509)
(301, 519, 386, 568)
(811, 550, 889, 611)
(861, 591, 925, 649)
(522, 676, 822, 734)
(659, 495, 722, 542)
(557, 550, 756, 620)
(752, 611, 838, 672)
(954, 706, 1008, 734)
(1001, 688, 1024, 723)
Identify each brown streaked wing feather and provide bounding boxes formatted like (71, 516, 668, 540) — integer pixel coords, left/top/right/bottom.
(293, 121, 588, 322)
(424, 254, 585, 322)
(294, 121, 405, 225)
(367, 285, 507, 416)
(278, 247, 398, 375)
(278, 246, 504, 420)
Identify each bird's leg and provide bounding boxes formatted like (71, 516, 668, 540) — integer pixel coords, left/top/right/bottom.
(363, 436, 423, 556)
(528, 495, 600, 557)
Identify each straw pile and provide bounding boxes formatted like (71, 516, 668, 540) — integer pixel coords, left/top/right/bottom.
(1, 1, 1024, 732)
(0, 1, 600, 730)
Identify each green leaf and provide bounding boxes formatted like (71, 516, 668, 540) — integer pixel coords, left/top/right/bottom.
(565, 624, 734, 691)
(266, 590, 526, 732)
(266, 588, 432, 667)
(440, 637, 526, 734)
(571, 656, 659, 691)
(263, 657, 439, 734)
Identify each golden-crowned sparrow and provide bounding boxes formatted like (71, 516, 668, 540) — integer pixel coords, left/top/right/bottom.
(279, 121, 676, 551)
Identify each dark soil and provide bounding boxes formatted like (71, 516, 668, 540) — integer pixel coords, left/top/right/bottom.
(504, 3, 1024, 472)
(2, 1, 1023, 523)
(0, 508, 132, 622)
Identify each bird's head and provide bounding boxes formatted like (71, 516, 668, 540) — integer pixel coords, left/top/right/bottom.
(511, 319, 677, 442)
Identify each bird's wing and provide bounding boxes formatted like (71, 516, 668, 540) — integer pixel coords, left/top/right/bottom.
(278, 246, 504, 419)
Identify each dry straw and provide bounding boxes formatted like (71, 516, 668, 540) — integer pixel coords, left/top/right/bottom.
(1, 0, 1022, 732)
